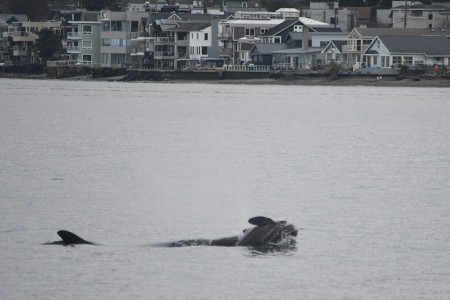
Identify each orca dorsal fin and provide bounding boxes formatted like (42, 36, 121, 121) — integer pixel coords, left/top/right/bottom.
(57, 230, 93, 245)
(248, 216, 276, 227)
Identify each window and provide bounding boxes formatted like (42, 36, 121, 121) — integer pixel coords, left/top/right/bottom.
(82, 54, 92, 63)
(131, 21, 138, 32)
(197, 33, 199, 39)
(330, 17, 338, 25)
(411, 11, 422, 17)
(102, 53, 109, 64)
(274, 36, 281, 43)
(428, 13, 433, 20)
(202, 46, 207, 55)
(363, 39, 371, 45)
(293, 25, 302, 32)
(392, 56, 402, 66)
(204, 33, 208, 40)
(245, 28, 255, 36)
(111, 21, 122, 31)
(381, 56, 390, 67)
(82, 40, 92, 49)
(83, 25, 92, 34)
(260, 28, 268, 34)
(102, 21, 110, 31)
(373, 56, 377, 65)
(102, 39, 111, 46)
(242, 2, 247, 8)
(403, 56, 413, 65)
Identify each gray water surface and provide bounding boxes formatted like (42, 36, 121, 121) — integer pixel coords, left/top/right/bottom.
(1, 79, 449, 299)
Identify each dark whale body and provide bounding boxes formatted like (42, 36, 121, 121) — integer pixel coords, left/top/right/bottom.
(46, 217, 297, 249)
(171, 216, 298, 248)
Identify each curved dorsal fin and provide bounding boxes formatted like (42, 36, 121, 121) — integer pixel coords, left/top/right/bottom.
(248, 216, 276, 227)
(57, 230, 93, 245)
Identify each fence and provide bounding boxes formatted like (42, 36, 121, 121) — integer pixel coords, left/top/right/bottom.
(223, 64, 270, 72)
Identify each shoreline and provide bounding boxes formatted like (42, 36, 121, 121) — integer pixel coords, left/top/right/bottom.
(1, 72, 450, 88)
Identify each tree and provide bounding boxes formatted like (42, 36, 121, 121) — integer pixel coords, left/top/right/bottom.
(0, 0, 50, 21)
(34, 28, 62, 63)
(80, 0, 125, 11)
(261, 0, 297, 12)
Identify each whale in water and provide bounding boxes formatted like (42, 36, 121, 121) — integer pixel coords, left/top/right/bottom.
(171, 216, 298, 247)
(46, 216, 297, 248)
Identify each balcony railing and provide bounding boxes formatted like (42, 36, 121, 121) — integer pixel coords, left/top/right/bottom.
(223, 64, 270, 72)
(67, 32, 82, 39)
(342, 45, 359, 52)
(154, 37, 175, 44)
(154, 51, 175, 58)
(66, 46, 81, 52)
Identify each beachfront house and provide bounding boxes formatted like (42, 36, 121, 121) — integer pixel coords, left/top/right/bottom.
(342, 27, 450, 71)
(321, 40, 346, 65)
(363, 35, 450, 69)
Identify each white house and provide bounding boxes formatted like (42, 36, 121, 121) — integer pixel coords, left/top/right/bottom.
(189, 24, 212, 62)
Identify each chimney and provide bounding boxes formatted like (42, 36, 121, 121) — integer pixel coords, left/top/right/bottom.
(302, 24, 309, 50)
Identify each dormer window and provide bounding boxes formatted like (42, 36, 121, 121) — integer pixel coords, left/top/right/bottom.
(242, 2, 247, 8)
(293, 25, 302, 32)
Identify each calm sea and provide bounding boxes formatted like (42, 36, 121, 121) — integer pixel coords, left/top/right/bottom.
(1, 78, 449, 299)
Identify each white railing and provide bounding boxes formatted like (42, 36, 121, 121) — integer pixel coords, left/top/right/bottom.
(66, 46, 81, 52)
(342, 44, 358, 52)
(223, 65, 270, 72)
(47, 60, 78, 67)
(155, 37, 175, 43)
(67, 32, 82, 39)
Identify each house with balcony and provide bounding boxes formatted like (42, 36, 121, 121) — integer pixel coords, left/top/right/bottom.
(218, 16, 285, 63)
(1, 14, 28, 64)
(6, 20, 62, 65)
(100, 10, 149, 68)
(65, 21, 102, 68)
(391, 3, 450, 29)
(341, 27, 450, 70)
(321, 40, 346, 65)
(363, 35, 450, 69)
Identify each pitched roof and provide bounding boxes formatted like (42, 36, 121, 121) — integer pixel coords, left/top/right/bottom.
(354, 27, 450, 38)
(250, 43, 288, 54)
(378, 35, 450, 56)
(0, 14, 28, 24)
(168, 22, 210, 32)
(262, 19, 299, 37)
(329, 40, 346, 52)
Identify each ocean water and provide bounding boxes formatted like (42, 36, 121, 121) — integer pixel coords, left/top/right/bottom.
(0, 78, 449, 299)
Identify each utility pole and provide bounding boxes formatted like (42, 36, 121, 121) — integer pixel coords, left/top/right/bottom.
(404, 0, 408, 28)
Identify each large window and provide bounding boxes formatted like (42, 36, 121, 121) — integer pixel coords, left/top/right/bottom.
(102, 21, 122, 32)
(202, 46, 208, 55)
(102, 21, 110, 31)
(245, 28, 255, 36)
(392, 56, 402, 66)
(111, 21, 122, 31)
(83, 54, 92, 63)
(131, 21, 138, 32)
(204, 33, 208, 40)
(381, 56, 390, 67)
(82, 25, 92, 34)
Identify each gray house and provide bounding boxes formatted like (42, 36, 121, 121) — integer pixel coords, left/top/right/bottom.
(363, 35, 450, 69)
